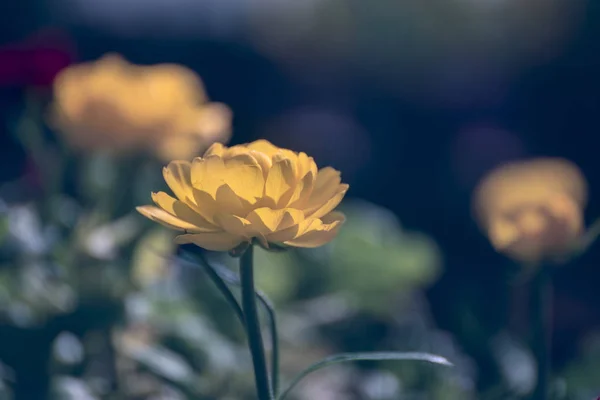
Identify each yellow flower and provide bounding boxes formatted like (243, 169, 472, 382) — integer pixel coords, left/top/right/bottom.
(473, 158, 587, 263)
(137, 140, 349, 251)
(50, 54, 231, 159)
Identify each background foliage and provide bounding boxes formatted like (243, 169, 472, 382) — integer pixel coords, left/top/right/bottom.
(1, 0, 600, 398)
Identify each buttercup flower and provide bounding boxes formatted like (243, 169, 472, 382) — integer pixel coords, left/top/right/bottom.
(473, 158, 587, 263)
(137, 140, 349, 251)
(51, 54, 231, 159)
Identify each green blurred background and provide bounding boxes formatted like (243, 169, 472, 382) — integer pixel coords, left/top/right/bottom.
(1, 0, 600, 398)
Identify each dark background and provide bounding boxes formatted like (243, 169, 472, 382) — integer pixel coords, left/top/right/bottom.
(1, 0, 600, 397)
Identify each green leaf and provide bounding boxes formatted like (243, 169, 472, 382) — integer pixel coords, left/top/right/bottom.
(278, 351, 452, 400)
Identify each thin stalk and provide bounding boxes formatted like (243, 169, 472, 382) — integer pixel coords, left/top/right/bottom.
(240, 246, 273, 400)
(531, 268, 552, 400)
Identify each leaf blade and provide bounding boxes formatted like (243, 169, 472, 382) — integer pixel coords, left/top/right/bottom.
(278, 351, 452, 400)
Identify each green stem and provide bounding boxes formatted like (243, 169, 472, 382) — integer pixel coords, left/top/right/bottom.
(240, 245, 273, 400)
(531, 268, 552, 400)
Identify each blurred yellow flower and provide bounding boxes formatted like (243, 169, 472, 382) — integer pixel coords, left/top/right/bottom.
(51, 54, 231, 159)
(137, 140, 349, 251)
(473, 158, 587, 263)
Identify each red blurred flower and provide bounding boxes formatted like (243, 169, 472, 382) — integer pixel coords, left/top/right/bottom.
(0, 28, 74, 87)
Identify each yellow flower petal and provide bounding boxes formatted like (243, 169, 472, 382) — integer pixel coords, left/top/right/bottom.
(140, 139, 349, 251)
(265, 156, 295, 207)
(321, 211, 346, 225)
(137, 206, 203, 232)
(193, 184, 252, 221)
(204, 142, 225, 157)
(304, 167, 342, 210)
(163, 161, 193, 202)
(224, 146, 251, 158)
(277, 209, 305, 230)
(214, 213, 254, 237)
(246, 208, 288, 233)
(215, 184, 252, 216)
(245, 139, 281, 157)
(287, 169, 316, 208)
(272, 218, 317, 244)
(220, 144, 247, 158)
(151, 192, 218, 232)
(254, 233, 270, 248)
(248, 150, 273, 177)
(264, 209, 306, 243)
(305, 184, 349, 218)
(191, 155, 226, 197)
(265, 227, 301, 244)
(296, 152, 314, 180)
(174, 232, 245, 251)
(284, 212, 345, 248)
(222, 154, 265, 203)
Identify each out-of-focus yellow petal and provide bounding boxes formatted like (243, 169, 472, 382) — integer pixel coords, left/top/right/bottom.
(196, 103, 232, 140)
(473, 158, 587, 263)
(265, 156, 295, 207)
(548, 193, 583, 236)
(163, 161, 193, 203)
(518, 209, 547, 236)
(136, 206, 203, 232)
(51, 54, 229, 157)
(174, 232, 245, 251)
(222, 154, 265, 203)
(151, 192, 218, 232)
(474, 158, 587, 226)
(156, 134, 202, 164)
(488, 217, 521, 250)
